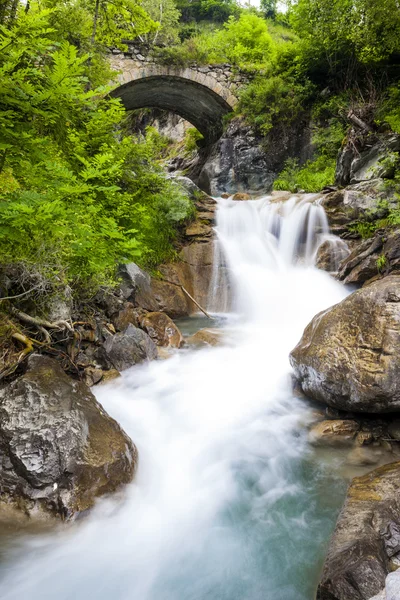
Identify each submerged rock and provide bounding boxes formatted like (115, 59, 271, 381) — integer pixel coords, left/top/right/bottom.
(317, 462, 400, 600)
(139, 312, 184, 348)
(103, 324, 157, 371)
(309, 420, 359, 447)
(0, 355, 136, 521)
(186, 328, 223, 347)
(290, 276, 400, 413)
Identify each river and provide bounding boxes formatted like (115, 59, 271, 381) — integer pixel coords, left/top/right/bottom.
(0, 194, 354, 600)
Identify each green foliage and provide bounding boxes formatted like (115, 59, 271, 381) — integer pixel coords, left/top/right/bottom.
(155, 12, 276, 68)
(273, 155, 336, 193)
(289, 0, 400, 84)
(139, 0, 181, 44)
(176, 0, 240, 24)
(183, 128, 204, 154)
(377, 253, 387, 271)
(238, 74, 314, 135)
(378, 84, 400, 134)
(0, 3, 194, 297)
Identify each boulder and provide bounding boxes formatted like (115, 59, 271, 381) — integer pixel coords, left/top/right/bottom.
(186, 328, 223, 347)
(290, 276, 400, 413)
(232, 193, 251, 201)
(0, 355, 136, 520)
(316, 239, 350, 273)
(103, 324, 157, 371)
(309, 420, 359, 447)
(317, 462, 400, 600)
(139, 312, 184, 348)
(149, 278, 190, 318)
(118, 263, 159, 312)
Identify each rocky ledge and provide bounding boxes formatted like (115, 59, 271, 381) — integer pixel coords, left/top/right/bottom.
(317, 462, 400, 600)
(0, 354, 137, 521)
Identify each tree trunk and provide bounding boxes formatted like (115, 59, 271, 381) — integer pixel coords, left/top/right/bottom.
(9, 0, 19, 23)
(91, 0, 101, 44)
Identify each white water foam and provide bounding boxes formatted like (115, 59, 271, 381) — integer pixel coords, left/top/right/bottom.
(0, 194, 350, 600)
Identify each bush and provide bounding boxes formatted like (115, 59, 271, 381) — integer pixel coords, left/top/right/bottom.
(273, 155, 336, 193)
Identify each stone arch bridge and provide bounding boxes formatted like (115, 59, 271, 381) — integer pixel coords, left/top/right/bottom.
(109, 44, 250, 144)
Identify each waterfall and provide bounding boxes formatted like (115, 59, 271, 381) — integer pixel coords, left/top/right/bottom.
(0, 195, 351, 600)
(209, 193, 349, 313)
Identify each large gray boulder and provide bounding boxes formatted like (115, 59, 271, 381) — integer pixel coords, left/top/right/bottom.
(0, 355, 136, 521)
(290, 276, 400, 413)
(103, 323, 157, 371)
(317, 462, 400, 600)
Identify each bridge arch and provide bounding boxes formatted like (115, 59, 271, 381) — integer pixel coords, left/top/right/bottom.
(110, 62, 238, 144)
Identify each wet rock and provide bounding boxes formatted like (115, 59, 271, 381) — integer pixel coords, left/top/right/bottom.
(112, 305, 141, 332)
(185, 221, 213, 238)
(338, 229, 400, 285)
(84, 367, 103, 387)
(99, 369, 121, 384)
(290, 276, 400, 413)
(309, 420, 359, 447)
(232, 193, 251, 201)
(317, 462, 400, 600)
(386, 571, 400, 600)
(119, 263, 160, 312)
(387, 420, 400, 441)
(103, 324, 157, 371)
(186, 328, 223, 347)
(316, 239, 350, 273)
(139, 312, 184, 348)
(346, 446, 384, 467)
(0, 355, 136, 520)
(356, 431, 374, 446)
(149, 278, 190, 318)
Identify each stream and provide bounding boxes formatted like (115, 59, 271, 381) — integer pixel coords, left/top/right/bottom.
(0, 195, 358, 600)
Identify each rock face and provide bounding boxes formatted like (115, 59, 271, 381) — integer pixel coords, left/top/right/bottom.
(139, 312, 184, 348)
(118, 185, 217, 318)
(338, 229, 400, 285)
(321, 180, 395, 237)
(317, 462, 400, 600)
(336, 134, 400, 187)
(309, 420, 360, 447)
(290, 276, 400, 413)
(0, 355, 136, 520)
(103, 324, 157, 371)
(195, 116, 312, 196)
(186, 328, 223, 347)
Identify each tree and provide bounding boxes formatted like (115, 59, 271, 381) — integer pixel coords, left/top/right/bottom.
(260, 0, 277, 19)
(139, 0, 181, 45)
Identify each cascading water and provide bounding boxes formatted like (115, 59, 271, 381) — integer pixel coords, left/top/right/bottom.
(0, 194, 351, 600)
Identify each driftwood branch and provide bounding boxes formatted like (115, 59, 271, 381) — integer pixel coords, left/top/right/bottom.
(180, 285, 215, 320)
(347, 110, 374, 133)
(160, 278, 214, 319)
